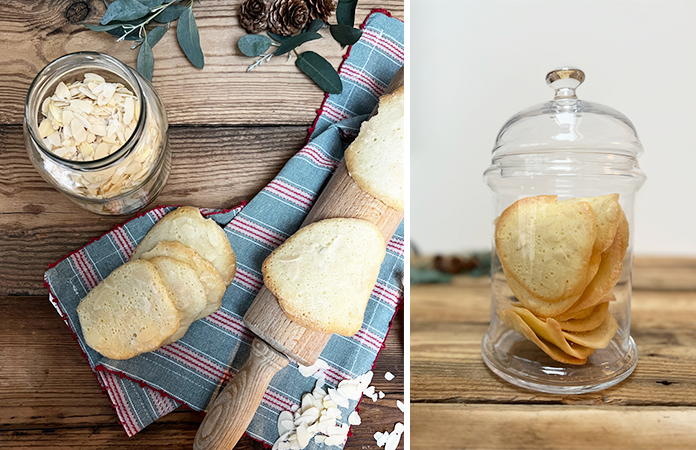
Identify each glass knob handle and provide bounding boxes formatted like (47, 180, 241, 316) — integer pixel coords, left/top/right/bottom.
(546, 67, 585, 99)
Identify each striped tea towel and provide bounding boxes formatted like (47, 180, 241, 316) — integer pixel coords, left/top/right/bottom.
(44, 10, 404, 448)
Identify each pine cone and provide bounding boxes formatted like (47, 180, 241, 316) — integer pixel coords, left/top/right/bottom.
(240, 0, 270, 33)
(305, 0, 337, 22)
(268, 0, 309, 36)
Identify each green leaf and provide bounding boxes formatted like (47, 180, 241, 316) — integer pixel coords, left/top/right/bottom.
(147, 25, 167, 47)
(137, 0, 165, 8)
(176, 7, 204, 68)
(268, 32, 289, 43)
(100, 0, 150, 25)
(238, 34, 272, 57)
(137, 36, 154, 81)
(295, 51, 342, 94)
(306, 19, 324, 34)
(274, 31, 321, 56)
(154, 3, 187, 23)
(329, 24, 361, 46)
(102, 20, 143, 40)
(84, 23, 125, 31)
(336, 0, 358, 27)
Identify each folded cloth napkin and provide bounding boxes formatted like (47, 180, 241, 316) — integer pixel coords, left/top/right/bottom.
(43, 10, 404, 448)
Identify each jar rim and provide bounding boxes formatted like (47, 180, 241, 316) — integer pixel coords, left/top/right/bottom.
(24, 51, 147, 171)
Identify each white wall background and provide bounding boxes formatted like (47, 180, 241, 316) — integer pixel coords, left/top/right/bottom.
(411, 0, 696, 256)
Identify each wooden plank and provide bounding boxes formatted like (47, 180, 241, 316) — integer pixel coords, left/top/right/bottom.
(0, 0, 403, 127)
(411, 321, 696, 406)
(0, 296, 403, 449)
(411, 269, 696, 326)
(0, 124, 304, 296)
(633, 257, 696, 291)
(411, 404, 696, 450)
(410, 273, 696, 405)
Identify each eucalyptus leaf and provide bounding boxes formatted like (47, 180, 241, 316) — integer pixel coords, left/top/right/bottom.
(105, 23, 142, 40)
(238, 34, 272, 57)
(137, 37, 154, 81)
(147, 25, 167, 47)
(295, 51, 342, 94)
(84, 23, 125, 32)
(306, 19, 324, 34)
(336, 0, 358, 27)
(268, 32, 289, 43)
(329, 24, 361, 46)
(137, 0, 165, 8)
(176, 7, 204, 68)
(274, 31, 321, 56)
(100, 0, 150, 25)
(154, 3, 187, 23)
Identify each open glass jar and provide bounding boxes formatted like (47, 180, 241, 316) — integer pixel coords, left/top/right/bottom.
(482, 68, 646, 393)
(24, 52, 170, 215)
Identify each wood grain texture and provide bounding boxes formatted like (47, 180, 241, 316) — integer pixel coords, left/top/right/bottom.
(0, 124, 304, 296)
(244, 286, 332, 365)
(302, 159, 404, 241)
(0, 0, 403, 127)
(411, 259, 696, 449)
(411, 404, 696, 450)
(194, 339, 288, 450)
(0, 296, 404, 449)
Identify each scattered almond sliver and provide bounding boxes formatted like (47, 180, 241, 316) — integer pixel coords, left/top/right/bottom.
(375, 423, 405, 450)
(297, 358, 330, 378)
(275, 370, 404, 449)
(273, 378, 350, 450)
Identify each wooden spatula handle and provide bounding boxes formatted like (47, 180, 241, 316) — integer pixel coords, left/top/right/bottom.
(193, 338, 288, 450)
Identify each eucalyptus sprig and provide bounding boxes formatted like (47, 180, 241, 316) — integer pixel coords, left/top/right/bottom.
(84, 0, 204, 81)
(236, 0, 362, 94)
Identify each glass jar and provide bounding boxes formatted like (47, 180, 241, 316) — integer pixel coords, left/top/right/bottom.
(481, 68, 646, 394)
(24, 52, 170, 215)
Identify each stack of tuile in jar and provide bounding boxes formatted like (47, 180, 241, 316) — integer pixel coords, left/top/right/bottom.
(37, 73, 160, 200)
(495, 194, 629, 365)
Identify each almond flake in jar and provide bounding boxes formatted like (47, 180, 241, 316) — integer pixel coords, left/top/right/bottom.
(39, 73, 162, 200)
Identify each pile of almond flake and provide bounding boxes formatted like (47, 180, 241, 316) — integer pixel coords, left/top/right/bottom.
(36, 73, 162, 201)
(272, 365, 404, 450)
(38, 73, 139, 162)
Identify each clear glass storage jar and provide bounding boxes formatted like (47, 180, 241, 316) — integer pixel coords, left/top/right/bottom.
(24, 52, 170, 215)
(482, 68, 646, 394)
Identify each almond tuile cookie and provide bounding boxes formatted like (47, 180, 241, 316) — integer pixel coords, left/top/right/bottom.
(495, 195, 598, 302)
(504, 251, 601, 317)
(263, 218, 386, 336)
(345, 86, 404, 211)
(561, 194, 621, 254)
(562, 212, 629, 316)
(131, 206, 237, 285)
(147, 256, 208, 345)
(140, 241, 226, 320)
(498, 308, 587, 365)
(555, 292, 614, 322)
(505, 306, 596, 359)
(76, 259, 180, 360)
(562, 313, 619, 349)
(557, 301, 611, 332)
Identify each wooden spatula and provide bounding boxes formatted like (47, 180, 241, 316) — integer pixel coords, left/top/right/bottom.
(193, 67, 404, 450)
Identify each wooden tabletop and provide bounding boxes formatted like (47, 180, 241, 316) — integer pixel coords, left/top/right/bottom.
(411, 257, 696, 449)
(0, 1, 404, 448)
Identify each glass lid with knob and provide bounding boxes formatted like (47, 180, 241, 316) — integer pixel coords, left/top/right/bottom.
(491, 67, 644, 160)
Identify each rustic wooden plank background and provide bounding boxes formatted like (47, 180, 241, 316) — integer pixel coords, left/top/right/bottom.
(0, 0, 405, 448)
(411, 258, 696, 449)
